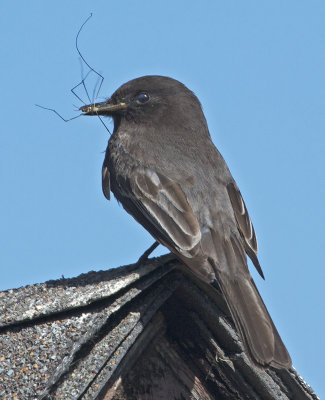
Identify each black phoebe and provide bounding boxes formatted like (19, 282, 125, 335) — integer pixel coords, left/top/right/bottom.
(80, 75, 292, 368)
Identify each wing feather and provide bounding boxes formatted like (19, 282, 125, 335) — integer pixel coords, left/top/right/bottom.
(102, 165, 111, 200)
(227, 182, 264, 279)
(133, 168, 201, 252)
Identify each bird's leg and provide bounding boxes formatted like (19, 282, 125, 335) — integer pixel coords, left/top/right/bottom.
(211, 278, 222, 295)
(136, 241, 160, 265)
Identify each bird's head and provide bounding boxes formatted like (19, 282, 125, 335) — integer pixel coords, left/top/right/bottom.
(80, 75, 206, 131)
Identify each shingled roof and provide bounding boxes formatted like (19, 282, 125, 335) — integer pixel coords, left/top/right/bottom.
(0, 255, 319, 400)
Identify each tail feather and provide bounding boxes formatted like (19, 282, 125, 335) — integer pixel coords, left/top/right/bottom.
(218, 275, 291, 368)
(212, 233, 291, 368)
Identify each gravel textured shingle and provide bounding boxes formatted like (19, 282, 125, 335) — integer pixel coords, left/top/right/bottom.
(0, 255, 319, 400)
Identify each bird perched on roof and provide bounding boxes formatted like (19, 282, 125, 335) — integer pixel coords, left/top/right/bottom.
(80, 75, 292, 369)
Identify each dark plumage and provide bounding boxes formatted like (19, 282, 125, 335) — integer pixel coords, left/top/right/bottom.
(81, 75, 292, 368)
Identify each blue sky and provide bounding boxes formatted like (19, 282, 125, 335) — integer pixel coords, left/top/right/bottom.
(0, 1, 324, 396)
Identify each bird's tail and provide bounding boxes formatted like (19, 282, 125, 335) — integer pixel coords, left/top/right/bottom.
(177, 227, 291, 368)
(217, 272, 291, 368)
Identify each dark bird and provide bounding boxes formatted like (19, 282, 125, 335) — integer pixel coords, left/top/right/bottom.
(80, 75, 292, 369)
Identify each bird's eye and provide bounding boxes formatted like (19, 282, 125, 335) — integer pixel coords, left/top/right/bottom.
(136, 92, 149, 103)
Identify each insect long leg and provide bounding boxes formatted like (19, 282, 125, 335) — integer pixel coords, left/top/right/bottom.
(35, 104, 82, 122)
(92, 74, 103, 104)
(74, 13, 112, 135)
(36, 14, 112, 134)
(71, 68, 92, 105)
(75, 13, 105, 104)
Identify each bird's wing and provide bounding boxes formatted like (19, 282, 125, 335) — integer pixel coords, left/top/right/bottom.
(102, 163, 200, 252)
(227, 182, 264, 279)
(129, 167, 202, 252)
(103, 163, 216, 281)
